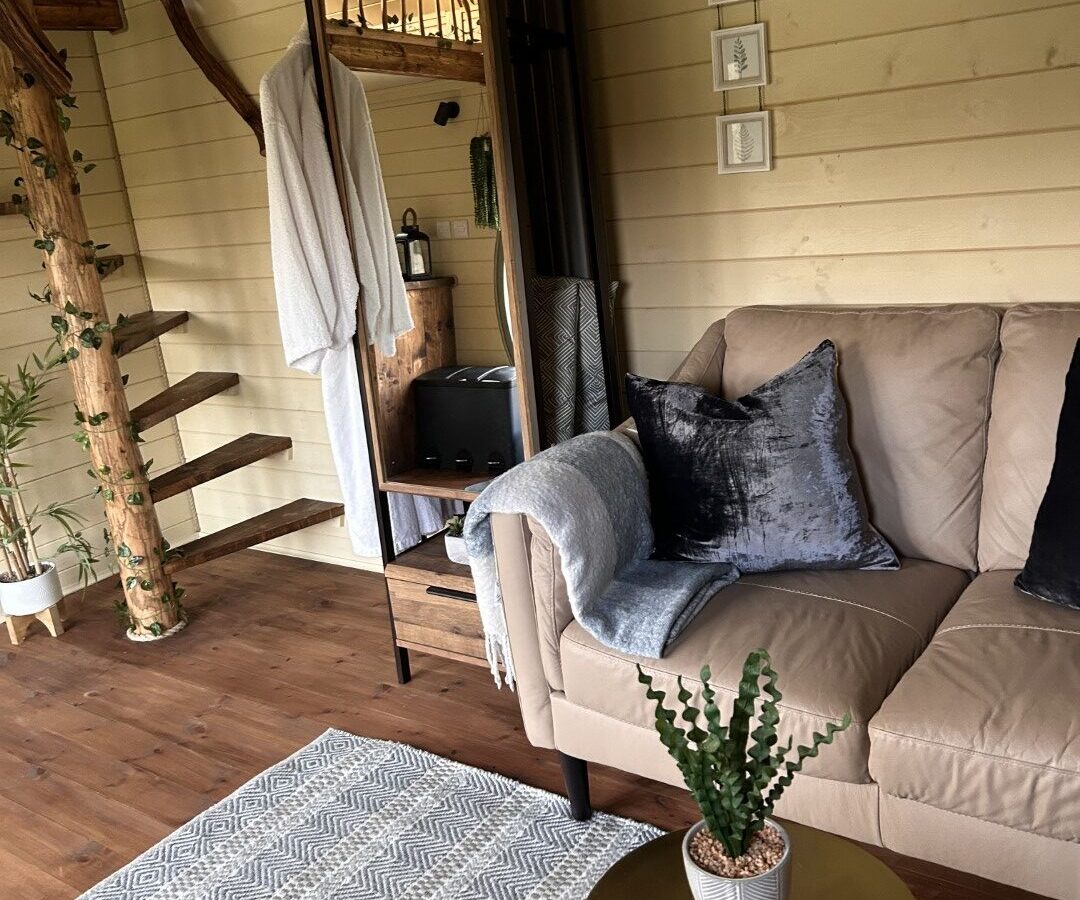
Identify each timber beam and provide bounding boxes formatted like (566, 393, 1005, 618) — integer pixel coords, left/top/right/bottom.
(0, 0, 71, 95)
(160, 0, 264, 154)
(326, 21, 485, 84)
(32, 0, 124, 32)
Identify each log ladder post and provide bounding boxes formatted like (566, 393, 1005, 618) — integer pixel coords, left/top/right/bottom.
(0, 0, 182, 638)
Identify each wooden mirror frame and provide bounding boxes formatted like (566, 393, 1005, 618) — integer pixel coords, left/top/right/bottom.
(302, 0, 538, 516)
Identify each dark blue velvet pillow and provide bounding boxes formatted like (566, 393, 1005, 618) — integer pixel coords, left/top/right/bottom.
(1015, 339, 1080, 610)
(627, 340, 898, 573)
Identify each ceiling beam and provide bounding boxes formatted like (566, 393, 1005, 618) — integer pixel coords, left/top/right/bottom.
(160, 0, 264, 155)
(32, 0, 124, 32)
(326, 22, 484, 84)
(0, 0, 72, 95)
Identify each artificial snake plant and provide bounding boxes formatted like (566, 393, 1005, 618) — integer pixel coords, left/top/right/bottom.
(638, 648, 851, 859)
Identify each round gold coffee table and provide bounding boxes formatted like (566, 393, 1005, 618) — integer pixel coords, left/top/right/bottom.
(589, 820, 914, 899)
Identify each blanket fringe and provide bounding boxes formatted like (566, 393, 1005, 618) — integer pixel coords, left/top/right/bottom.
(486, 633, 516, 690)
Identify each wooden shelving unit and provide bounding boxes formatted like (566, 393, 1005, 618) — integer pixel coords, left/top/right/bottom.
(364, 277, 497, 670)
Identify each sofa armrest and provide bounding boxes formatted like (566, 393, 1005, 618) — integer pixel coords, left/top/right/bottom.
(491, 511, 575, 749)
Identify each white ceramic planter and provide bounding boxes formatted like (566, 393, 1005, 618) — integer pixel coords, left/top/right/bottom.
(444, 533, 469, 565)
(0, 560, 62, 617)
(682, 819, 791, 900)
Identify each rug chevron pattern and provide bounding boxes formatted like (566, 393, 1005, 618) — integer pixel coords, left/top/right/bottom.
(80, 729, 661, 899)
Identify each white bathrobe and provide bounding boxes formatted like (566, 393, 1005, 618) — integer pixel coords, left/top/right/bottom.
(261, 29, 452, 557)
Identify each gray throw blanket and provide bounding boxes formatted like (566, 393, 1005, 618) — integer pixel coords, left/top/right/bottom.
(464, 431, 738, 687)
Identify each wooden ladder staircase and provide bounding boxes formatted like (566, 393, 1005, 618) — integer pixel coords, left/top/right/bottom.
(1, 0, 350, 644)
(0, 217, 345, 574)
(0, 195, 347, 573)
(110, 311, 345, 572)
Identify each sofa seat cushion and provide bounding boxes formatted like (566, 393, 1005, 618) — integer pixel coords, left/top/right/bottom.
(868, 571, 1080, 842)
(560, 559, 969, 784)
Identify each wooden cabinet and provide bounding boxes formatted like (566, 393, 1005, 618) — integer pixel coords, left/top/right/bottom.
(384, 537, 487, 669)
(369, 278, 493, 672)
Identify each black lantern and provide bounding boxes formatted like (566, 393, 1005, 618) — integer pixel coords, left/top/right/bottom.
(395, 207, 431, 281)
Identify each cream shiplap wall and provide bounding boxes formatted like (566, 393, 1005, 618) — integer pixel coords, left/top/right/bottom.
(585, 0, 1080, 377)
(366, 76, 506, 366)
(0, 31, 193, 593)
(94, 1, 377, 572)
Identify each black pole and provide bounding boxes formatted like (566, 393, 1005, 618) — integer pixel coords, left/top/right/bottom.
(303, 0, 410, 683)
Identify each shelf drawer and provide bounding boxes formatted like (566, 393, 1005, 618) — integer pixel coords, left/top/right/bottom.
(387, 577, 486, 662)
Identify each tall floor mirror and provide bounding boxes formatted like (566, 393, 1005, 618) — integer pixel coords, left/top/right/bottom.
(293, 0, 615, 682)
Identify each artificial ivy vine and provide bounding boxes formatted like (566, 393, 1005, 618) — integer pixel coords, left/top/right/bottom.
(114, 537, 187, 636)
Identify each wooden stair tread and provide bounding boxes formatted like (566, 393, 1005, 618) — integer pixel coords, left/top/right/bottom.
(163, 499, 344, 574)
(113, 310, 189, 358)
(0, 200, 22, 217)
(149, 433, 292, 502)
(131, 371, 238, 431)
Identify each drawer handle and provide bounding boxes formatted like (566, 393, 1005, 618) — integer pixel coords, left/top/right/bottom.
(426, 585, 477, 602)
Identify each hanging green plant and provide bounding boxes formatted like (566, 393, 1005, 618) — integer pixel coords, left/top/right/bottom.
(470, 133, 499, 231)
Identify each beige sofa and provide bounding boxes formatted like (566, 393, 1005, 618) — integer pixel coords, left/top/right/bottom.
(490, 304, 1080, 900)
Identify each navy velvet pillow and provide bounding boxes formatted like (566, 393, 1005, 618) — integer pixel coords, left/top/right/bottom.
(1015, 339, 1080, 610)
(627, 340, 898, 574)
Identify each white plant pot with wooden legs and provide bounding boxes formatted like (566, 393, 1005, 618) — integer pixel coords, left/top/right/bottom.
(682, 819, 791, 900)
(1, 560, 65, 645)
(0, 559, 62, 616)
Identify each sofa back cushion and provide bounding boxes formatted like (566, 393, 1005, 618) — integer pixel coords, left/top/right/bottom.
(979, 305, 1080, 571)
(721, 305, 1000, 570)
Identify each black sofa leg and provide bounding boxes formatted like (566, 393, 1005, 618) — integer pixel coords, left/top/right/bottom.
(558, 752, 592, 821)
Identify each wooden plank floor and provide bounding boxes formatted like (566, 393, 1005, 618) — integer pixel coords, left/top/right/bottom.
(0, 550, 1048, 900)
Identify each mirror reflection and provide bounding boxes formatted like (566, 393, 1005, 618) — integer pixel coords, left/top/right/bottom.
(358, 71, 510, 367)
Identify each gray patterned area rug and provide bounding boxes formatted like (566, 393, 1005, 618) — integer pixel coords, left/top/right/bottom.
(81, 729, 662, 899)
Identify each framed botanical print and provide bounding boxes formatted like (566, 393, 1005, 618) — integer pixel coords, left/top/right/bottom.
(716, 110, 772, 174)
(712, 23, 769, 92)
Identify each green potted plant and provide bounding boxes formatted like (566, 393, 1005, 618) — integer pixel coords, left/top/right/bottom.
(443, 514, 467, 564)
(0, 340, 98, 623)
(639, 649, 851, 900)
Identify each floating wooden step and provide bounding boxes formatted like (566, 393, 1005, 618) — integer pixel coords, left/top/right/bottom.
(149, 433, 292, 502)
(0, 200, 23, 217)
(163, 498, 344, 574)
(95, 254, 125, 279)
(112, 310, 189, 358)
(131, 371, 239, 431)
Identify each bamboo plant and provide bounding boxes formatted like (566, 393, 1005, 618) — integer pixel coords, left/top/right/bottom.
(0, 331, 98, 588)
(638, 649, 851, 860)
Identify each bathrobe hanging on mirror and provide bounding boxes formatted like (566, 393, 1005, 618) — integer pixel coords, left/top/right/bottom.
(260, 27, 454, 556)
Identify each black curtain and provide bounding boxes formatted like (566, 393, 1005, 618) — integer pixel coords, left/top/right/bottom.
(487, 0, 623, 444)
